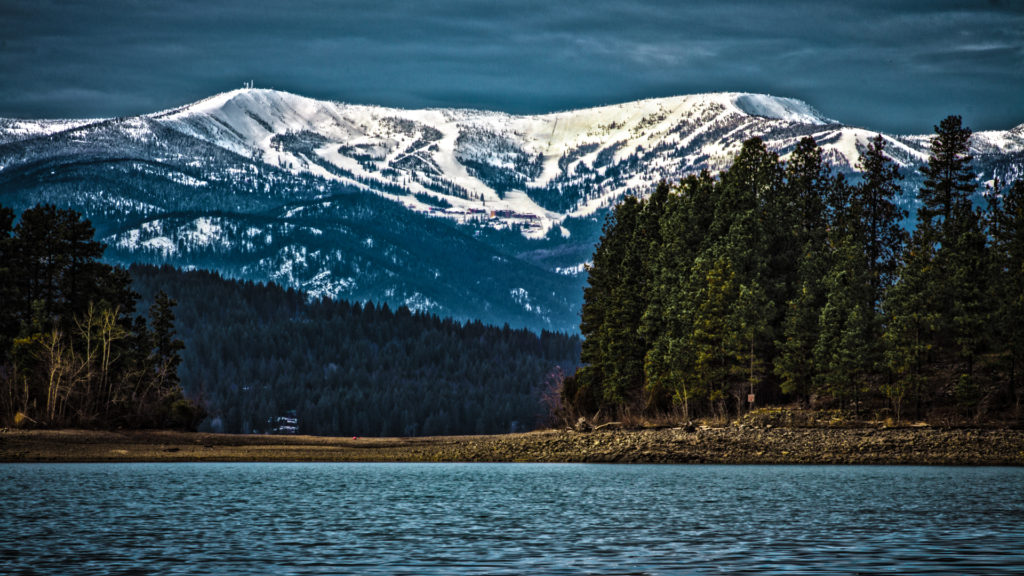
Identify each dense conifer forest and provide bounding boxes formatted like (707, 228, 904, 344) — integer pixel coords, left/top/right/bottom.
(0, 205, 580, 436)
(0, 204, 202, 429)
(130, 265, 581, 436)
(567, 116, 1024, 424)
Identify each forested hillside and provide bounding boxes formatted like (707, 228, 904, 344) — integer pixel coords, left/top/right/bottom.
(131, 265, 581, 436)
(569, 116, 1024, 424)
(0, 203, 580, 436)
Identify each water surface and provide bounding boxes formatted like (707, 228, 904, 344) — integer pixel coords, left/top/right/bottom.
(2, 463, 1022, 574)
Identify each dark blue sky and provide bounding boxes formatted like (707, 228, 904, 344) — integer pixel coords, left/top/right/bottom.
(1, 0, 1021, 133)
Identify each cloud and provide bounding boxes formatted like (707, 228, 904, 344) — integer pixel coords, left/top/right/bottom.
(0, 0, 1021, 132)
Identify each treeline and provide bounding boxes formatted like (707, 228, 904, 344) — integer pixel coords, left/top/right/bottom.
(568, 116, 1023, 423)
(0, 204, 202, 429)
(130, 265, 581, 436)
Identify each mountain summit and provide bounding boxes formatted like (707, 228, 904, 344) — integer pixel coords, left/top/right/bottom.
(147, 89, 850, 233)
(1, 89, 1021, 331)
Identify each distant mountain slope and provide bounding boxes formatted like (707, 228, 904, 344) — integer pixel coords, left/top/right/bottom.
(2, 89, 1022, 332)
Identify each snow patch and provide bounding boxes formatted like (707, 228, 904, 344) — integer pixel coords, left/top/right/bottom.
(403, 293, 437, 313)
(141, 236, 176, 256)
(304, 270, 354, 300)
(732, 94, 831, 125)
(510, 287, 533, 312)
(554, 262, 589, 276)
(182, 217, 224, 248)
(0, 118, 101, 144)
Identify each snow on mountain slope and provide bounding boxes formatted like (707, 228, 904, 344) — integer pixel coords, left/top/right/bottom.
(972, 123, 1024, 154)
(0, 118, 99, 144)
(731, 94, 832, 125)
(126, 90, 859, 234)
(4, 88, 1023, 244)
(2, 89, 1022, 332)
(134, 88, 1021, 238)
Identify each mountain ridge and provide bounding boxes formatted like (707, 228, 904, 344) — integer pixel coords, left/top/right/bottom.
(2, 89, 1022, 333)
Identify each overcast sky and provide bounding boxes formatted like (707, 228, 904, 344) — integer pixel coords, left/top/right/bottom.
(1, 0, 1021, 133)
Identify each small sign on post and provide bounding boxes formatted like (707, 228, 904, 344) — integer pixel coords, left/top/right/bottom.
(747, 393, 755, 404)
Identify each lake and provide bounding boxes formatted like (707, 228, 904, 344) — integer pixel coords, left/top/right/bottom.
(2, 463, 1022, 574)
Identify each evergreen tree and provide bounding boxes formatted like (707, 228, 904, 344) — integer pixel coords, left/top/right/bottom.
(719, 141, 781, 410)
(772, 137, 833, 404)
(727, 280, 773, 411)
(601, 195, 647, 409)
(920, 116, 988, 413)
(149, 291, 184, 391)
(686, 250, 740, 417)
(643, 174, 716, 417)
(856, 135, 908, 298)
(0, 206, 16, 362)
(628, 181, 669, 411)
(820, 135, 910, 408)
(918, 115, 975, 229)
(782, 136, 830, 244)
(814, 236, 874, 414)
(606, 182, 668, 411)
(883, 116, 986, 417)
(8, 204, 112, 331)
(712, 138, 781, 239)
(577, 197, 642, 411)
(0, 204, 200, 429)
(943, 201, 991, 414)
(884, 229, 940, 419)
(988, 180, 1024, 415)
(774, 242, 828, 402)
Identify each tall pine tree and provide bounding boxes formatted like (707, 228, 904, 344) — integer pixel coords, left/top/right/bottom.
(856, 135, 907, 299)
(988, 180, 1024, 416)
(918, 115, 975, 229)
(578, 196, 643, 411)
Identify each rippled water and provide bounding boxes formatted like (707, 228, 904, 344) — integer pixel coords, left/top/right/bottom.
(2, 463, 1023, 574)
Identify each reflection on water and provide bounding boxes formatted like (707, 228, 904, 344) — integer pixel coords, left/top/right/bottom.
(2, 463, 1022, 574)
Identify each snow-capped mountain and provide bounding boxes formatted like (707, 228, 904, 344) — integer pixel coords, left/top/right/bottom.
(1, 89, 1021, 332)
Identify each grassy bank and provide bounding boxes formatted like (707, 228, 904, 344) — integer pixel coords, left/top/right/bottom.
(2, 426, 1022, 465)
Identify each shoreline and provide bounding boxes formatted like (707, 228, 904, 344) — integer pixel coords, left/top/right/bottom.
(2, 426, 1023, 465)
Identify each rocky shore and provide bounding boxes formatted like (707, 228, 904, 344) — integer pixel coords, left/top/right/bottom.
(2, 425, 1022, 465)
